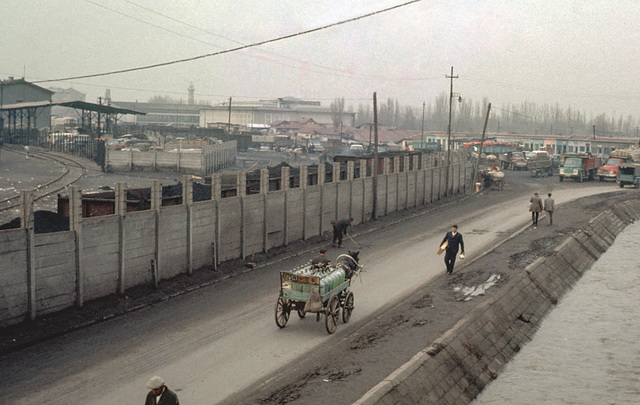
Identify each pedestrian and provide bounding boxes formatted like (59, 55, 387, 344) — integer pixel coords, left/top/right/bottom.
(441, 224, 465, 275)
(145, 376, 180, 405)
(529, 192, 543, 227)
(544, 193, 556, 226)
(311, 248, 331, 267)
(332, 218, 353, 248)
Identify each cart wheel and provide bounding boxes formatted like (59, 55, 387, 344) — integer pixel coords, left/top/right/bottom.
(275, 297, 290, 328)
(297, 309, 306, 319)
(342, 292, 354, 323)
(325, 296, 340, 334)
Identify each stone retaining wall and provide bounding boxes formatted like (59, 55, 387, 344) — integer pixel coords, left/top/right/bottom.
(355, 200, 640, 405)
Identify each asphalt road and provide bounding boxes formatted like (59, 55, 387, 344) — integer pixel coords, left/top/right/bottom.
(0, 168, 619, 404)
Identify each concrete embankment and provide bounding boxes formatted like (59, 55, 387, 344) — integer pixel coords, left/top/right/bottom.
(354, 199, 640, 405)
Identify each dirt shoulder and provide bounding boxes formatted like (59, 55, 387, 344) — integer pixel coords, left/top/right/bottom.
(226, 190, 637, 405)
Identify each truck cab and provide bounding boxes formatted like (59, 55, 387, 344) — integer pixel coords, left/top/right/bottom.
(597, 157, 628, 181)
(559, 154, 602, 182)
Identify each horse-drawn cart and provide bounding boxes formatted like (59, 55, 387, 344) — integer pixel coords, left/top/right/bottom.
(275, 252, 361, 334)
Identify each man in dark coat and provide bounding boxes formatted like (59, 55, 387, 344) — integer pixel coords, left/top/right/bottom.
(529, 192, 543, 227)
(145, 376, 180, 405)
(441, 224, 465, 274)
(311, 248, 331, 267)
(332, 218, 353, 248)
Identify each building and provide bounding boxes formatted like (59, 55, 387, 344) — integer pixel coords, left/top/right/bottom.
(0, 77, 54, 129)
(199, 97, 356, 128)
(113, 100, 201, 127)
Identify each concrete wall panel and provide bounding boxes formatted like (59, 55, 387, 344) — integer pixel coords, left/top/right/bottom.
(124, 210, 156, 288)
(0, 229, 28, 325)
(266, 191, 286, 250)
(286, 189, 304, 242)
(34, 231, 76, 315)
(82, 215, 120, 300)
(218, 198, 242, 261)
(158, 205, 188, 279)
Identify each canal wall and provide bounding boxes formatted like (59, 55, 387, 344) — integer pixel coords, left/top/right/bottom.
(354, 199, 640, 405)
(0, 152, 466, 327)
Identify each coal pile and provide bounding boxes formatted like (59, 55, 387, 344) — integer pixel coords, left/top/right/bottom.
(0, 210, 70, 234)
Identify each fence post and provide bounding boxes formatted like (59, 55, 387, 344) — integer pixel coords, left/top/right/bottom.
(333, 162, 340, 222)
(115, 182, 127, 295)
(237, 171, 247, 259)
(183, 175, 193, 275)
(281, 166, 290, 246)
(69, 186, 84, 307)
(151, 180, 162, 288)
(211, 173, 221, 270)
(347, 161, 354, 220)
(20, 190, 36, 320)
(318, 163, 325, 237)
(300, 165, 308, 240)
(260, 168, 269, 252)
(384, 157, 391, 215)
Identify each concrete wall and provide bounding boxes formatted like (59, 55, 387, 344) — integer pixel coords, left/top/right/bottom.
(0, 151, 467, 326)
(105, 141, 236, 175)
(354, 200, 640, 405)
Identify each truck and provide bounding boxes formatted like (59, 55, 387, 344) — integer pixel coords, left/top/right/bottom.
(598, 146, 640, 181)
(596, 156, 629, 181)
(499, 151, 527, 170)
(616, 162, 640, 188)
(559, 154, 602, 182)
(525, 150, 553, 177)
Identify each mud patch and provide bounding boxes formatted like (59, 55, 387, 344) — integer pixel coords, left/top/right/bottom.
(509, 234, 567, 269)
(412, 294, 433, 309)
(258, 369, 321, 404)
(350, 315, 408, 350)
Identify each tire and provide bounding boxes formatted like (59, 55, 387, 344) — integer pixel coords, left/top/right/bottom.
(342, 292, 354, 323)
(620, 182, 625, 188)
(559, 176, 564, 182)
(599, 176, 604, 182)
(325, 295, 340, 334)
(275, 297, 290, 328)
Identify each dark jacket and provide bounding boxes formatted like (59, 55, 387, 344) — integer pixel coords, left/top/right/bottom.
(441, 231, 464, 254)
(145, 387, 180, 405)
(333, 219, 351, 235)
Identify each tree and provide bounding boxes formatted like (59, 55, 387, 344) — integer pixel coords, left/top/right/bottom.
(330, 97, 345, 131)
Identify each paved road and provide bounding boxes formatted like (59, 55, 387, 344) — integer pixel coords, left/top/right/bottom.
(0, 171, 618, 404)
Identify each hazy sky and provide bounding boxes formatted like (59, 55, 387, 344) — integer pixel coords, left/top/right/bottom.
(2, 0, 639, 118)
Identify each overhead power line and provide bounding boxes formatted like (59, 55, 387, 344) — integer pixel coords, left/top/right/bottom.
(33, 0, 422, 84)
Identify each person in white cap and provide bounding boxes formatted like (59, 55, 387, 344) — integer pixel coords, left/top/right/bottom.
(145, 376, 180, 405)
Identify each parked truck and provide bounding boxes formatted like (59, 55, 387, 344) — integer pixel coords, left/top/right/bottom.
(525, 150, 553, 177)
(598, 146, 640, 181)
(499, 151, 527, 170)
(597, 156, 629, 181)
(559, 154, 602, 182)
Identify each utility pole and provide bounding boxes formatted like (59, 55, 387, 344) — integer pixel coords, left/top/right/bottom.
(226, 97, 232, 138)
(421, 101, 425, 151)
(372, 92, 379, 220)
(472, 103, 492, 191)
(446, 66, 458, 196)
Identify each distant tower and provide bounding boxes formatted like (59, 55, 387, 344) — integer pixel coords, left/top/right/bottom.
(105, 89, 111, 105)
(188, 83, 195, 105)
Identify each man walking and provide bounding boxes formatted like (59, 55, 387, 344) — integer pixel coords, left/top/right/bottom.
(529, 192, 543, 227)
(145, 376, 179, 405)
(544, 193, 556, 226)
(441, 224, 465, 274)
(332, 218, 353, 248)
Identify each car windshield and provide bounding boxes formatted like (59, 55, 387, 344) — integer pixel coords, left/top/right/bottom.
(564, 157, 582, 167)
(605, 159, 622, 166)
(512, 152, 524, 159)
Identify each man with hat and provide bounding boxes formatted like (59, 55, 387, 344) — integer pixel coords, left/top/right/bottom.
(332, 217, 353, 248)
(311, 248, 331, 267)
(441, 224, 465, 275)
(145, 376, 180, 405)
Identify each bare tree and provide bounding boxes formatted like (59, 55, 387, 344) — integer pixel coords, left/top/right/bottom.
(331, 97, 345, 130)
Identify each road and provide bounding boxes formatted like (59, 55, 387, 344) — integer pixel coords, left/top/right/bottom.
(0, 171, 618, 404)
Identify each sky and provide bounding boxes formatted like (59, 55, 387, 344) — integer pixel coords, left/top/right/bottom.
(2, 0, 639, 119)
